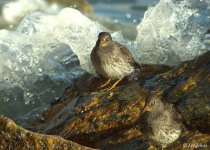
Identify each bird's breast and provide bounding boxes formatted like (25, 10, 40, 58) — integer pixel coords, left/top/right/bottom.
(91, 44, 134, 79)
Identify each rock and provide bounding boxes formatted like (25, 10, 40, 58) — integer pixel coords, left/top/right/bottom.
(0, 0, 93, 29)
(156, 51, 210, 133)
(34, 51, 210, 149)
(167, 131, 210, 150)
(46, 0, 93, 13)
(0, 115, 96, 150)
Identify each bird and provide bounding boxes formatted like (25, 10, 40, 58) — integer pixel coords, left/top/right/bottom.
(137, 93, 182, 149)
(91, 32, 140, 91)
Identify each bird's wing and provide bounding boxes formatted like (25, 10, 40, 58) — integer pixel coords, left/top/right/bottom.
(114, 42, 134, 62)
(114, 42, 140, 68)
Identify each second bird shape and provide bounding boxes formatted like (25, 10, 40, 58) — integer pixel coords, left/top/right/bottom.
(139, 93, 182, 147)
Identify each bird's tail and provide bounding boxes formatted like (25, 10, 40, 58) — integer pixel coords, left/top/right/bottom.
(133, 62, 141, 69)
(128, 62, 141, 80)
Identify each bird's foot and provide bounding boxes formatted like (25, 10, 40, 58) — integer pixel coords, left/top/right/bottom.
(97, 78, 111, 89)
(99, 79, 122, 92)
(161, 144, 167, 150)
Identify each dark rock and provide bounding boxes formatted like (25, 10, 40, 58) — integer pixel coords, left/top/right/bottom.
(0, 115, 96, 150)
(33, 51, 210, 149)
(46, 0, 93, 13)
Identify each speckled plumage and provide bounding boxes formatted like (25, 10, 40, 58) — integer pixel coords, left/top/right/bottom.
(91, 32, 139, 79)
(139, 94, 182, 147)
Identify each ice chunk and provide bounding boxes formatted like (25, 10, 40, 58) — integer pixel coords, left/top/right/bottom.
(1, 0, 209, 122)
(0, 29, 82, 119)
(0, 8, 112, 120)
(2, 0, 60, 24)
(17, 8, 124, 75)
(0, 7, 125, 121)
(135, 0, 210, 65)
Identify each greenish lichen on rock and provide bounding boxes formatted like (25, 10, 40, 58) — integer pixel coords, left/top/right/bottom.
(33, 51, 210, 149)
(0, 115, 96, 150)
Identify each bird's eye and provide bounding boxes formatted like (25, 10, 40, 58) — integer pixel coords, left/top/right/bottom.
(105, 38, 109, 41)
(150, 100, 156, 105)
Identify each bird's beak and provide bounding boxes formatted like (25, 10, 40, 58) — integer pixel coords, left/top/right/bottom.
(97, 38, 109, 47)
(143, 105, 151, 112)
(99, 40, 106, 47)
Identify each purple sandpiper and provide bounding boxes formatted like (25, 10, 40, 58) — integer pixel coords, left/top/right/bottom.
(91, 32, 140, 91)
(138, 93, 182, 149)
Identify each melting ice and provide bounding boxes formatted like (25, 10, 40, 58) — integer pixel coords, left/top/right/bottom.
(2, 0, 61, 25)
(135, 0, 210, 65)
(0, 0, 209, 123)
(0, 8, 109, 121)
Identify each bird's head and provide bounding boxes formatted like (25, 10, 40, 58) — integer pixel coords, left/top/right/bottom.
(96, 32, 112, 47)
(144, 93, 164, 112)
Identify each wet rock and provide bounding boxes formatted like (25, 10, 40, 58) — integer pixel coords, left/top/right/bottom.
(0, 0, 93, 30)
(0, 115, 96, 150)
(155, 51, 210, 133)
(167, 131, 210, 150)
(46, 0, 93, 13)
(34, 51, 210, 149)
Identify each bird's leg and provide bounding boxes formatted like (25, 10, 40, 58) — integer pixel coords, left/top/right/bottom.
(98, 78, 111, 88)
(161, 144, 166, 150)
(105, 79, 122, 91)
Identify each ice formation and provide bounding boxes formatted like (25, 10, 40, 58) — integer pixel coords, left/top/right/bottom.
(2, 0, 60, 24)
(135, 0, 210, 65)
(0, 0, 209, 122)
(0, 8, 115, 120)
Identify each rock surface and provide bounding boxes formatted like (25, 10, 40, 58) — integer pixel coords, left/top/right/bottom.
(47, 0, 93, 13)
(1, 51, 209, 149)
(0, 0, 92, 29)
(32, 51, 210, 149)
(0, 116, 96, 150)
